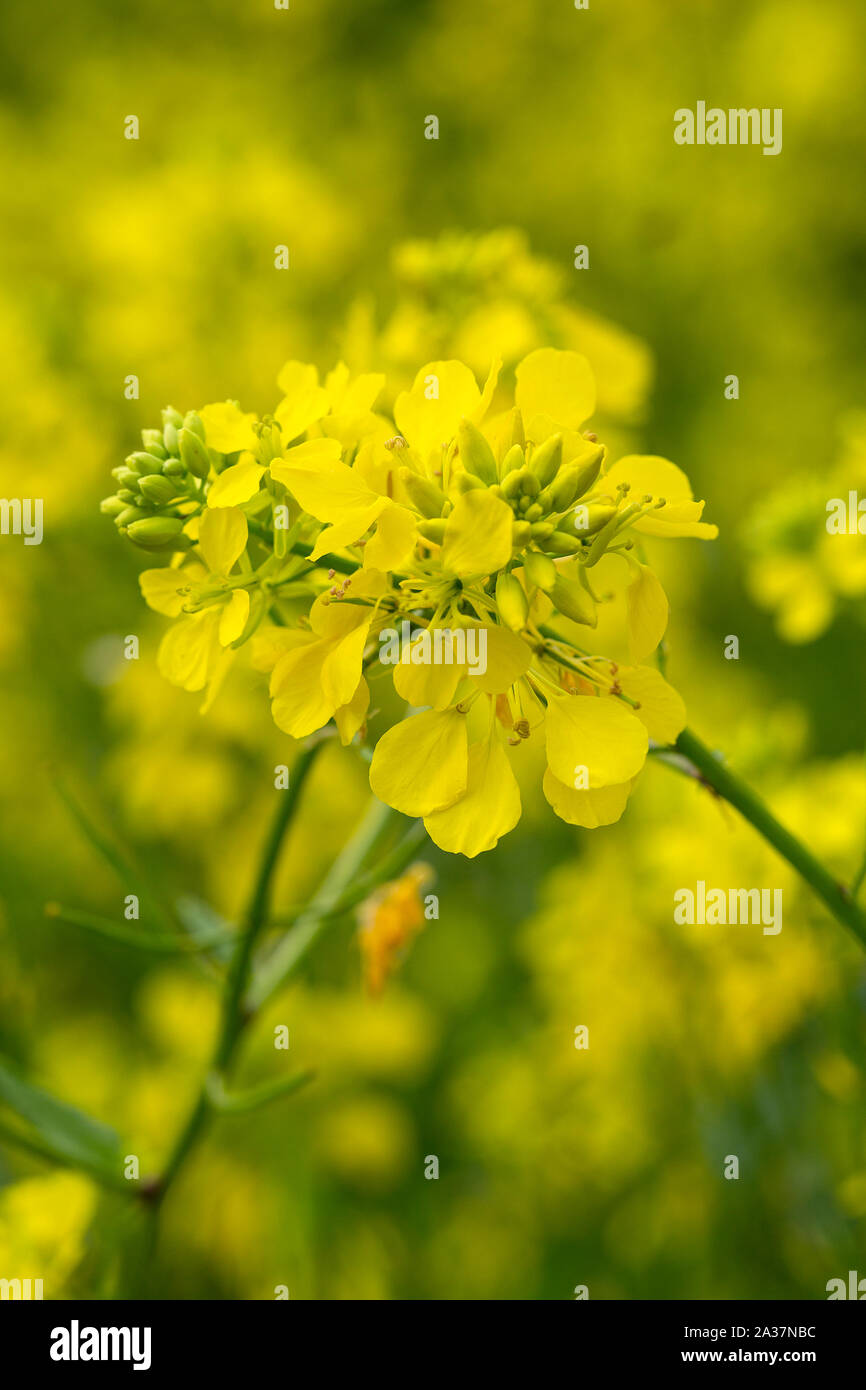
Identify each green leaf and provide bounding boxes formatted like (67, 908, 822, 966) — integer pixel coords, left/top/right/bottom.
(0, 1057, 121, 1178)
(205, 1068, 315, 1115)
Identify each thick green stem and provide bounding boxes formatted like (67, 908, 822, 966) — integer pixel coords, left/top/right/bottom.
(672, 727, 866, 952)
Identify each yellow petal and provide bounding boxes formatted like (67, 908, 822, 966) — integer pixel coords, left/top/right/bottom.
(320, 620, 371, 709)
(424, 739, 521, 857)
(542, 769, 631, 827)
(466, 624, 531, 693)
(207, 455, 266, 507)
(325, 363, 385, 416)
(545, 691, 648, 788)
(270, 639, 336, 737)
(139, 562, 205, 617)
(626, 563, 669, 663)
(157, 610, 222, 692)
(441, 489, 514, 578)
(250, 625, 312, 672)
(369, 708, 469, 816)
(515, 348, 596, 435)
(363, 503, 417, 570)
(218, 589, 250, 646)
(468, 356, 503, 425)
(392, 630, 465, 710)
(310, 501, 388, 559)
(614, 664, 686, 744)
(274, 360, 330, 441)
(394, 361, 481, 459)
(198, 506, 248, 575)
(272, 454, 379, 520)
(334, 676, 370, 745)
(603, 455, 718, 539)
(199, 402, 258, 454)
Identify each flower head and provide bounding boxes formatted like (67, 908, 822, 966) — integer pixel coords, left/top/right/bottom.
(102, 350, 716, 853)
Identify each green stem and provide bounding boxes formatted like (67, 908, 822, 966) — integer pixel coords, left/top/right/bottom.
(671, 728, 866, 952)
(245, 798, 407, 1013)
(154, 741, 322, 1200)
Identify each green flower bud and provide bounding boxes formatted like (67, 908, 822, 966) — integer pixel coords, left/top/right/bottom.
(511, 520, 532, 546)
(138, 474, 180, 506)
(114, 504, 150, 528)
(457, 418, 498, 486)
(499, 444, 525, 480)
(163, 422, 179, 454)
(551, 574, 597, 627)
(182, 410, 206, 442)
(100, 495, 127, 517)
(111, 464, 133, 482)
(162, 406, 184, 429)
(451, 471, 485, 497)
(125, 516, 186, 549)
(127, 451, 163, 476)
(179, 426, 212, 479)
(495, 572, 529, 631)
(567, 445, 605, 499)
(116, 488, 137, 504)
(529, 520, 555, 541)
(162, 457, 187, 477)
(545, 531, 583, 555)
(571, 502, 617, 537)
(529, 433, 562, 488)
(115, 467, 141, 490)
(522, 550, 557, 591)
(141, 429, 167, 456)
(417, 518, 447, 544)
(399, 467, 446, 518)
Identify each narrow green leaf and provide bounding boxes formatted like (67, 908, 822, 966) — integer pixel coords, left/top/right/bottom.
(0, 1057, 121, 1177)
(44, 903, 233, 955)
(205, 1068, 315, 1116)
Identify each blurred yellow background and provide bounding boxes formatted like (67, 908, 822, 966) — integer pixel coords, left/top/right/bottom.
(1, 0, 865, 1299)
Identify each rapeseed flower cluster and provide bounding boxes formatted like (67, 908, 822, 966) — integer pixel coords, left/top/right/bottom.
(102, 350, 716, 855)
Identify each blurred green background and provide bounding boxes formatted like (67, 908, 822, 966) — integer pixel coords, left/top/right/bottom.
(1, 0, 865, 1299)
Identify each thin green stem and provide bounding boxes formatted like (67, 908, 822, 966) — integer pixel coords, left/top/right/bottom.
(154, 741, 322, 1201)
(669, 727, 866, 952)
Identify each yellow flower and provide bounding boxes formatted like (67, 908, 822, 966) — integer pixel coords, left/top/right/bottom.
(358, 863, 434, 995)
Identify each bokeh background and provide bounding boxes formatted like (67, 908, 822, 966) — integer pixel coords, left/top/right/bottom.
(1, 0, 865, 1299)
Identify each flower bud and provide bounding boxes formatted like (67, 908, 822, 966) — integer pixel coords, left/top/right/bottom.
(114, 504, 150, 528)
(417, 518, 448, 544)
(499, 444, 524, 480)
(522, 550, 557, 591)
(163, 422, 179, 454)
(495, 572, 529, 631)
(127, 451, 163, 476)
(529, 433, 562, 488)
(116, 489, 137, 504)
(551, 574, 597, 627)
(545, 531, 583, 555)
(566, 445, 605, 499)
(125, 516, 186, 549)
(570, 502, 617, 536)
(138, 474, 180, 506)
(399, 467, 446, 518)
(115, 467, 141, 490)
(450, 471, 485, 497)
(162, 457, 187, 477)
(162, 406, 184, 430)
(457, 418, 498, 486)
(182, 410, 206, 442)
(100, 495, 127, 517)
(511, 520, 532, 546)
(179, 426, 212, 479)
(141, 429, 167, 455)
